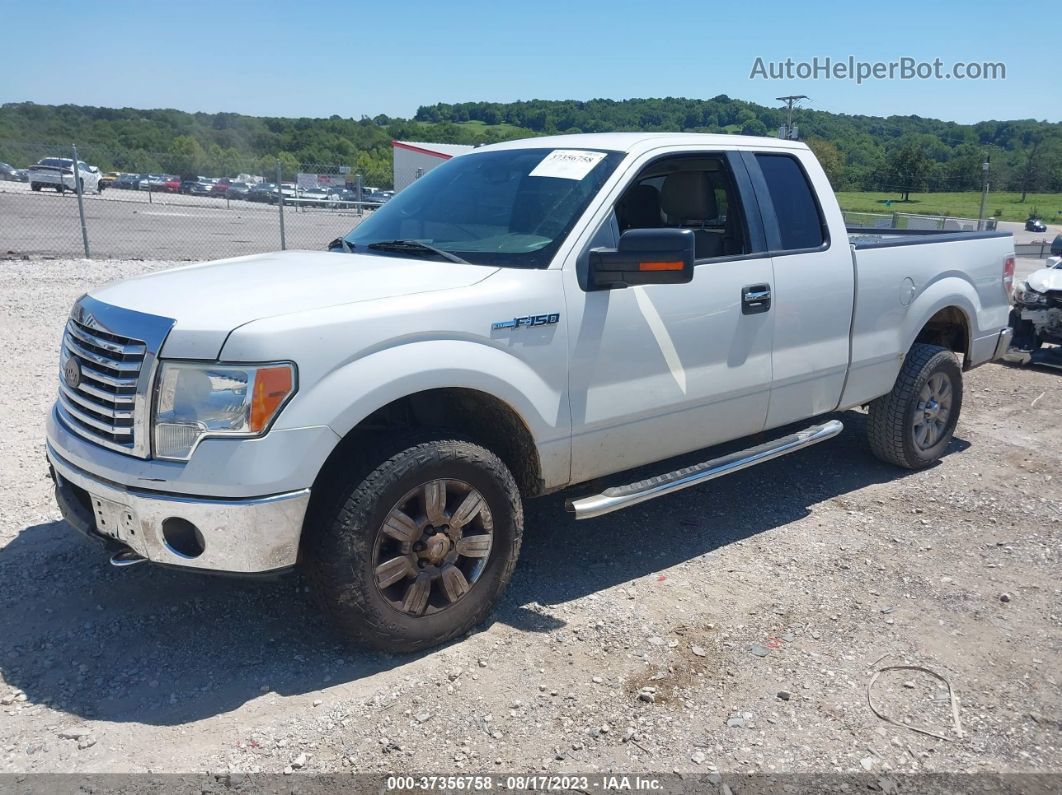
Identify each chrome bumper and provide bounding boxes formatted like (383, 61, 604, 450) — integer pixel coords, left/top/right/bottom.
(992, 327, 1014, 360)
(47, 444, 309, 574)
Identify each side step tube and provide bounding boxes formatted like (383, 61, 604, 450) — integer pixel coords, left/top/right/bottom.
(566, 420, 843, 520)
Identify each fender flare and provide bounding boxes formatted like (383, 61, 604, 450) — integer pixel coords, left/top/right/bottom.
(277, 339, 571, 486)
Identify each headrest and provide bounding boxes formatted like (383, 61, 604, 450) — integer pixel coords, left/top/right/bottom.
(660, 171, 717, 222)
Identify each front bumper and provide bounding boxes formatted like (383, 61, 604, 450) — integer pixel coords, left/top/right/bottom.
(48, 444, 309, 575)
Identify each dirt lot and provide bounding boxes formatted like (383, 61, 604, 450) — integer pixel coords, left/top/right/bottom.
(0, 258, 1059, 778)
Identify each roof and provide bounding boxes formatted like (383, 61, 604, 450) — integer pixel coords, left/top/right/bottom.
(473, 132, 809, 156)
(392, 140, 475, 159)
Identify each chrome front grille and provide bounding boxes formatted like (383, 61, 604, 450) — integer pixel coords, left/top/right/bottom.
(58, 319, 146, 454)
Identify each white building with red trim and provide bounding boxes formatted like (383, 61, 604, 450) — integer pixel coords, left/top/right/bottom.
(392, 140, 474, 191)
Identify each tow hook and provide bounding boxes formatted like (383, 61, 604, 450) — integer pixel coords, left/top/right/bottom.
(110, 548, 147, 567)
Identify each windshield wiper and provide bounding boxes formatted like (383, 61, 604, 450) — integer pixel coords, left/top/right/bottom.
(367, 239, 468, 264)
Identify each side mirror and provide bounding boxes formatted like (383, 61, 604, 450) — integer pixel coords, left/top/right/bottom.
(588, 228, 695, 290)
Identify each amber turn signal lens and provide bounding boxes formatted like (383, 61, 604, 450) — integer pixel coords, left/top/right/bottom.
(249, 365, 294, 432)
(639, 260, 684, 271)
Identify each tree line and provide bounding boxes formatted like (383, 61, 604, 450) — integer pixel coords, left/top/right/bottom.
(416, 97, 1062, 197)
(2, 98, 1060, 197)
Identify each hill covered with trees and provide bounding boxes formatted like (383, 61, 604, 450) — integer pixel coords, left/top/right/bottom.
(2, 97, 1059, 195)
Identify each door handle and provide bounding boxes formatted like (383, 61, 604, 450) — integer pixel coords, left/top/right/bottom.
(742, 284, 772, 314)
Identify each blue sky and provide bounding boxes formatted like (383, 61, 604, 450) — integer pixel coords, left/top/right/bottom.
(0, 0, 1050, 124)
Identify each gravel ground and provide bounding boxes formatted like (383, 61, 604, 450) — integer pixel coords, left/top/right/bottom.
(0, 258, 1059, 777)
(0, 184, 369, 259)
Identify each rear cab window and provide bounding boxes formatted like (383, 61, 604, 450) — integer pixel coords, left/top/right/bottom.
(754, 153, 827, 252)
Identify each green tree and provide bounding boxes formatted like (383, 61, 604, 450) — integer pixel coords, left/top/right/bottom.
(806, 138, 845, 188)
(885, 142, 933, 201)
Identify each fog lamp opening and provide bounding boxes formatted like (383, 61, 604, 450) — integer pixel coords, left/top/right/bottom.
(161, 517, 205, 559)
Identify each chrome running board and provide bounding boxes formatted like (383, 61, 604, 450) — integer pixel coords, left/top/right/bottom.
(566, 420, 843, 520)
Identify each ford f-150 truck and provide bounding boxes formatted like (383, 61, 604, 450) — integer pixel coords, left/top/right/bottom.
(46, 133, 1015, 651)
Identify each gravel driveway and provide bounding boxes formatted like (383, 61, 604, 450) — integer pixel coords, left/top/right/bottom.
(0, 258, 1059, 777)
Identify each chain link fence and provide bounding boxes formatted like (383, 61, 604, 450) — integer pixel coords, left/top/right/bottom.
(0, 141, 380, 260)
(842, 209, 998, 231)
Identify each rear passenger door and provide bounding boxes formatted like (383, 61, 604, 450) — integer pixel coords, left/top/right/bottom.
(743, 150, 854, 429)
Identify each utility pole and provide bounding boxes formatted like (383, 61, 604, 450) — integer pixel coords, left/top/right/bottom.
(977, 154, 990, 231)
(776, 95, 808, 140)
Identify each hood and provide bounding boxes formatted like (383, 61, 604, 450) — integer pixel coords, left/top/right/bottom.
(89, 250, 498, 358)
(1026, 263, 1062, 294)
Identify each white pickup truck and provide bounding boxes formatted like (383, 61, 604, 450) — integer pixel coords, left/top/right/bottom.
(28, 157, 102, 193)
(47, 133, 1014, 651)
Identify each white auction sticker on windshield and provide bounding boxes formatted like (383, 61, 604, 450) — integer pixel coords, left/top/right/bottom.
(529, 149, 606, 180)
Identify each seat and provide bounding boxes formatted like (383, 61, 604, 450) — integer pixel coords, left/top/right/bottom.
(617, 183, 662, 231)
(660, 171, 722, 259)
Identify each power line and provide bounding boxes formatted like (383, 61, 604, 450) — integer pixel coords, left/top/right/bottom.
(776, 95, 808, 140)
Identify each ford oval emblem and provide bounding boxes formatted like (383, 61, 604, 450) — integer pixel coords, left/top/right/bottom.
(63, 358, 81, 389)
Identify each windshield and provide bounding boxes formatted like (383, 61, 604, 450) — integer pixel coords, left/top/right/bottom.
(344, 147, 623, 267)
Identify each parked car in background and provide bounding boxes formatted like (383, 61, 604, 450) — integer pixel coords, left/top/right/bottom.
(0, 162, 22, 181)
(98, 172, 122, 189)
(365, 190, 393, 204)
(265, 183, 298, 204)
(246, 182, 279, 202)
(1009, 257, 1062, 351)
(210, 178, 233, 197)
(110, 174, 140, 190)
(28, 158, 102, 193)
(163, 176, 182, 193)
(225, 182, 253, 200)
(1025, 218, 1048, 233)
(138, 174, 169, 192)
(1051, 234, 1062, 257)
(179, 177, 214, 195)
(296, 188, 335, 207)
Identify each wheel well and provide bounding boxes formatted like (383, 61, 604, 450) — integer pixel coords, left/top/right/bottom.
(914, 307, 970, 363)
(317, 388, 544, 498)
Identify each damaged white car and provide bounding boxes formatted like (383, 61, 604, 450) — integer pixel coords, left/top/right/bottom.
(1010, 257, 1062, 351)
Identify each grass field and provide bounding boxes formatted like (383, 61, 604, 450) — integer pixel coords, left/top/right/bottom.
(835, 191, 1062, 223)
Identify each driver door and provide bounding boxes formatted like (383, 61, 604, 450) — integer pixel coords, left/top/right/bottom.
(564, 150, 775, 483)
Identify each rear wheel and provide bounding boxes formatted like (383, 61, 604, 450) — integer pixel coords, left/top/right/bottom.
(867, 343, 963, 469)
(303, 434, 523, 652)
(30, 182, 40, 191)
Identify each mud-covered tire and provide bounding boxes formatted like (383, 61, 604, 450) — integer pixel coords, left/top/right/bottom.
(867, 343, 963, 470)
(302, 434, 523, 652)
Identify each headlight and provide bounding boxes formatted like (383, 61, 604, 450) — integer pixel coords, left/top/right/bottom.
(153, 362, 296, 460)
(1015, 284, 1048, 307)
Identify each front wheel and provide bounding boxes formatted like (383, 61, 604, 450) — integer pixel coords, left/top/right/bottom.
(303, 435, 523, 652)
(30, 182, 40, 191)
(867, 343, 963, 469)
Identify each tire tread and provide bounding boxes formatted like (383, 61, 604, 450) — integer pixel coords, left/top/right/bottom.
(867, 343, 960, 469)
(303, 433, 522, 652)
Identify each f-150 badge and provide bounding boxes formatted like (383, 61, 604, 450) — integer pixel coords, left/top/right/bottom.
(491, 313, 560, 331)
